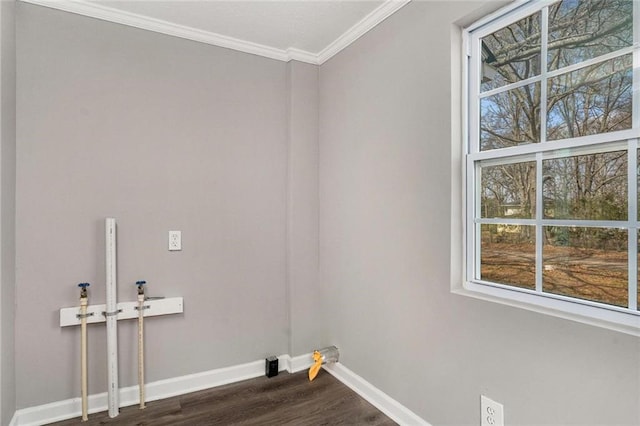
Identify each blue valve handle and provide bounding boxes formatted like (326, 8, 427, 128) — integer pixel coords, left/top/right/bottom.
(78, 282, 90, 298)
(135, 280, 146, 286)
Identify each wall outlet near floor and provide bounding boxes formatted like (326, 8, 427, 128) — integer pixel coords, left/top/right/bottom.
(481, 395, 504, 426)
(169, 230, 182, 251)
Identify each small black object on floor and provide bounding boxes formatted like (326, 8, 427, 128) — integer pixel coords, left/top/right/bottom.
(265, 356, 278, 378)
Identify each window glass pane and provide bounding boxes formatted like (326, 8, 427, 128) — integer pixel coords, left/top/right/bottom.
(480, 12, 541, 92)
(543, 150, 627, 220)
(481, 82, 541, 150)
(547, 55, 633, 141)
(481, 161, 536, 218)
(543, 226, 628, 307)
(481, 224, 536, 289)
(469, 1, 639, 317)
(548, 0, 633, 71)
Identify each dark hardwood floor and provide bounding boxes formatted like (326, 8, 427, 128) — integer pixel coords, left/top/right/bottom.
(51, 370, 397, 425)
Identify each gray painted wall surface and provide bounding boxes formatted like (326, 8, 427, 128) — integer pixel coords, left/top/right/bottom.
(9, 0, 640, 423)
(16, 3, 289, 408)
(286, 61, 324, 356)
(318, 1, 640, 425)
(0, 0, 17, 424)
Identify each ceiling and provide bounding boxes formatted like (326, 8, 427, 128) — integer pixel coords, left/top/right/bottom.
(22, 0, 411, 64)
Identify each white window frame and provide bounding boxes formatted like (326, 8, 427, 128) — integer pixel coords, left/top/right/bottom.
(455, 0, 640, 336)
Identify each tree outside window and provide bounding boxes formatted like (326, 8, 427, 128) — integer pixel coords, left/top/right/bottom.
(466, 0, 639, 315)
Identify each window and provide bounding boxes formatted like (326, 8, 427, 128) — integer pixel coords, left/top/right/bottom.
(463, 0, 640, 332)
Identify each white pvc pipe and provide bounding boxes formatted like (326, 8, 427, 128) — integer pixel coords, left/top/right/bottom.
(105, 218, 119, 418)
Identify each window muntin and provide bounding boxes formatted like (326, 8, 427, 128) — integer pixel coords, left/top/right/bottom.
(466, 0, 639, 318)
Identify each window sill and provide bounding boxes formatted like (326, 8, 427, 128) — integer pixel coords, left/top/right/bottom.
(452, 281, 640, 337)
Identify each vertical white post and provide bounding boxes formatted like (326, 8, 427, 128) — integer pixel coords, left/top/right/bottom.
(105, 218, 119, 418)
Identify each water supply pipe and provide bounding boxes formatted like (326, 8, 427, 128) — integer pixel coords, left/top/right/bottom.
(136, 280, 147, 409)
(78, 283, 91, 421)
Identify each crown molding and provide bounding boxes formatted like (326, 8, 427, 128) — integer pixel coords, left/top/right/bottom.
(286, 47, 320, 65)
(19, 0, 412, 66)
(20, 0, 302, 63)
(317, 0, 411, 65)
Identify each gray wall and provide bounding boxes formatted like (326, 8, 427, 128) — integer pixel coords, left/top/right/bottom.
(318, 1, 640, 425)
(286, 60, 325, 356)
(16, 3, 295, 408)
(10, 0, 640, 424)
(0, 0, 17, 424)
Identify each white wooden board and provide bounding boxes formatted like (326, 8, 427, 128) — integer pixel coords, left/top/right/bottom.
(60, 297, 184, 327)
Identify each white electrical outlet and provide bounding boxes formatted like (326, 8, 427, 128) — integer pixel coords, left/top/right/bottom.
(168, 230, 181, 251)
(481, 395, 504, 426)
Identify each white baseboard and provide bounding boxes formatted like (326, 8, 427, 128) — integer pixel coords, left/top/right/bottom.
(10, 353, 427, 426)
(12, 354, 295, 426)
(323, 363, 431, 426)
(288, 352, 314, 373)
